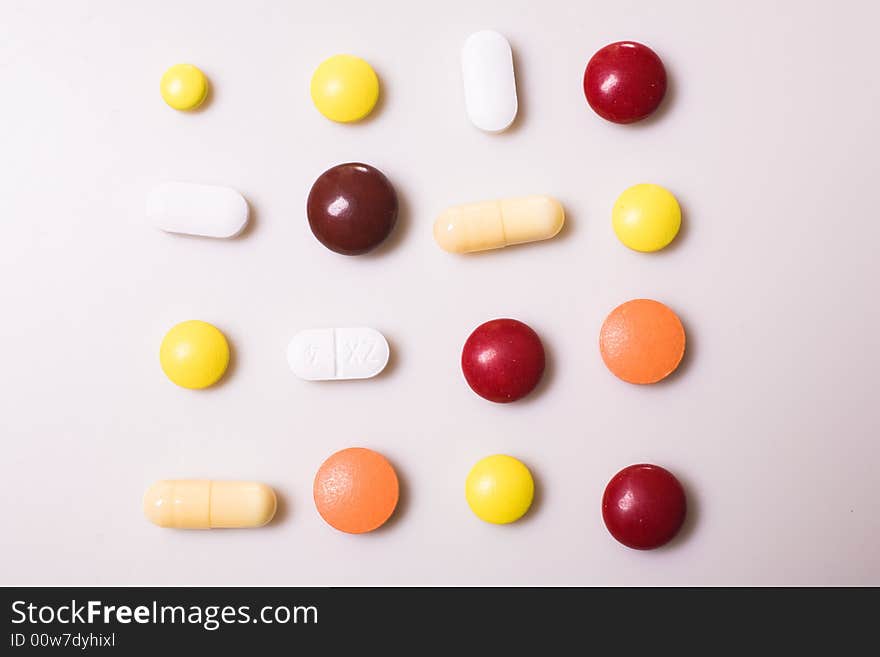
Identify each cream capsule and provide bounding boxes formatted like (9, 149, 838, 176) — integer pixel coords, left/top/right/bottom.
(433, 195, 564, 253)
(143, 480, 277, 529)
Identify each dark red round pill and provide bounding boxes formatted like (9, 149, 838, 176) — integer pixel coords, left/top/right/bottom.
(583, 41, 667, 124)
(307, 162, 398, 255)
(602, 464, 687, 550)
(461, 318, 545, 403)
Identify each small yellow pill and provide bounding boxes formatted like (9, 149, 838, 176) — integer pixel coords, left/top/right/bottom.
(159, 320, 229, 389)
(310, 54, 380, 123)
(160, 63, 209, 111)
(143, 480, 277, 529)
(612, 183, 681, 252)
(465, 455, 535, 524)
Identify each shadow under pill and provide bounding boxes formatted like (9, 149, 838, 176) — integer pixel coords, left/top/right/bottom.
(515, 336, 556, 406)
(658, 313, 696, 385)
(268, 490, 292, 527)
(361, 183, 411, 258)
(233, 199, 259, 240)
(498, 43, 527, 135)
(371, 462, 409, 534)
(379, 334, 399, 378)
(655, 473, 699, 551)
(518, 466, 545, 526)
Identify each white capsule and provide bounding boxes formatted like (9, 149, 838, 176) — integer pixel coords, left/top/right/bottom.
(287, 328, 390, 381)
(461, 30, 518, 133)
(148, 182, 249, 238)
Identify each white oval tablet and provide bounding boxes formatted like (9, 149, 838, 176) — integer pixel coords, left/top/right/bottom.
(287, 328, 389, 381)
(461, 30, 518, 133)
(148, 182, 249, 238)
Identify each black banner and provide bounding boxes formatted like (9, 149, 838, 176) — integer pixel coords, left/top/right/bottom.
(1, 587, 874, 651)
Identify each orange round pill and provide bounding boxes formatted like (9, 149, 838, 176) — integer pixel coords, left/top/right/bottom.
(313, 447, 399, 534)
(599, 298, 686, 384)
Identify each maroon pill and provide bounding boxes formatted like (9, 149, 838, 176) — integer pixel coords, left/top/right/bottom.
(602, 464, 687, 550)
(583, 41, 667, 124)
(461, 318, 545, 403)
(307, 162, 398, 255)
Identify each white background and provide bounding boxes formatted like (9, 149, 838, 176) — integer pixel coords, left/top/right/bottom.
(1, 0, 878, 586)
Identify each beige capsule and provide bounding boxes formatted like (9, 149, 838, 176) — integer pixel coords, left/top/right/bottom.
(143, 480, 277, 529)
(433, 195, 564, 253)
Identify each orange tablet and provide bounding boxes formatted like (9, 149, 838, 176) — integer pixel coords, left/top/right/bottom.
(313, 447, 399, 534)
(599, 299, 686, 384)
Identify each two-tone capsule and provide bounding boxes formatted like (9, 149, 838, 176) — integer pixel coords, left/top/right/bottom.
(143, 480, 277, 529)
(433, 195, 564, 254)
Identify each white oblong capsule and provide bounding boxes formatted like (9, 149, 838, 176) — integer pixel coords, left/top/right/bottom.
(287, 327, 390, 381)
(143, 480, 277, 529)
(461, 30, 518, 133)
(148, 182, 249, 238)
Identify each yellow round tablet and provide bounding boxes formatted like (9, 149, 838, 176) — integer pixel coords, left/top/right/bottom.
(465, 455, 535, 524)
(612, 183, 681, 252)
(160, 63, 209, 111)
(310, 54, 379, 123)
(159, 320, 229, 389)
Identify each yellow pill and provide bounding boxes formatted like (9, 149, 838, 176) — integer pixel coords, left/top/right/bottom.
(434, 195, 565, 254)
(159, 320, 229, 389)
(143, 480, 277, 529)
(160, 63, 209, 111)
(612, 183, 681, 252)
(310, 54, 379, 123)
(465, 454, 535, 524)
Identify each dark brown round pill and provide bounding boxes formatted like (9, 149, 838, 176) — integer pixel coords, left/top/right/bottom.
(306, 162, 398, 255)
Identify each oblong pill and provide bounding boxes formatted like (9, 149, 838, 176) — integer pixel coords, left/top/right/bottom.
(148, 182, 249, 238)
(434, 195, 564, 253)
(143, 480, 277, 529)
(461, 30, 518, 132)
(287, 327, 390, 381)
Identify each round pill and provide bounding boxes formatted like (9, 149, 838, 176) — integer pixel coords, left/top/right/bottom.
(313, 447, 399, 534)
(310, 54, 380, 123)
(599, 299, 685, 384)
(461, 318, 545, 403)
(160, 63, 208, 111)
(466, 455, 534, 524)
(583, 41, 667, 124)
(612, 183, 681, 252)
(159, 320, 229, 389)
(307, 162, 398, 255)
(602, 464, 687, 549)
